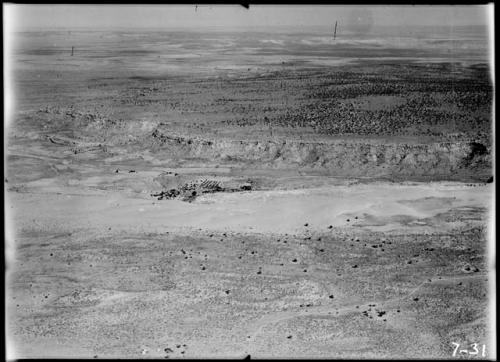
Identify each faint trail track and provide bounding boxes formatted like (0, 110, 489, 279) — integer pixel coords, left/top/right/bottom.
(246, 273, 487, 341)
(7, 152, 63, 161)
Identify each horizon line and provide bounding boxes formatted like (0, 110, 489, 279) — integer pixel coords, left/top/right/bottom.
(13, 23, 490, 31)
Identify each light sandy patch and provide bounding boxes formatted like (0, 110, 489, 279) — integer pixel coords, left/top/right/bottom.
(8, 182, 491, 235)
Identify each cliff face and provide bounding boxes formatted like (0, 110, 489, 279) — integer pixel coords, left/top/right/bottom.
(13, 110, 490, 182)
(148, 130, 492, 181)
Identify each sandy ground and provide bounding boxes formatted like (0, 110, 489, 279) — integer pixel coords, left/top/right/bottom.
(5, 170, 495, 359)
(5, 28, 495, 359)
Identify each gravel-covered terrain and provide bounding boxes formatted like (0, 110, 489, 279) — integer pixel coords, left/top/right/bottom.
(5, 27, 494, 359)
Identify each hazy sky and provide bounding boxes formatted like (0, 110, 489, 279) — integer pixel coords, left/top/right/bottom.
(4, 4, 492, 31)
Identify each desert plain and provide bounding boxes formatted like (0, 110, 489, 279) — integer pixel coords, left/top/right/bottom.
(5, 26, 495, 358)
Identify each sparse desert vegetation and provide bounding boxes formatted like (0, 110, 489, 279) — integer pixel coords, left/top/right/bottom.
(5, 24, 494, 359)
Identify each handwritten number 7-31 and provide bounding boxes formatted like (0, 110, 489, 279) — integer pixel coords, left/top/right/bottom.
(452, 342, 486, 357)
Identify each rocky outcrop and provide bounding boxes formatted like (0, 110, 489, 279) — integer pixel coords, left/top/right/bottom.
(149, 129, 491, 180)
